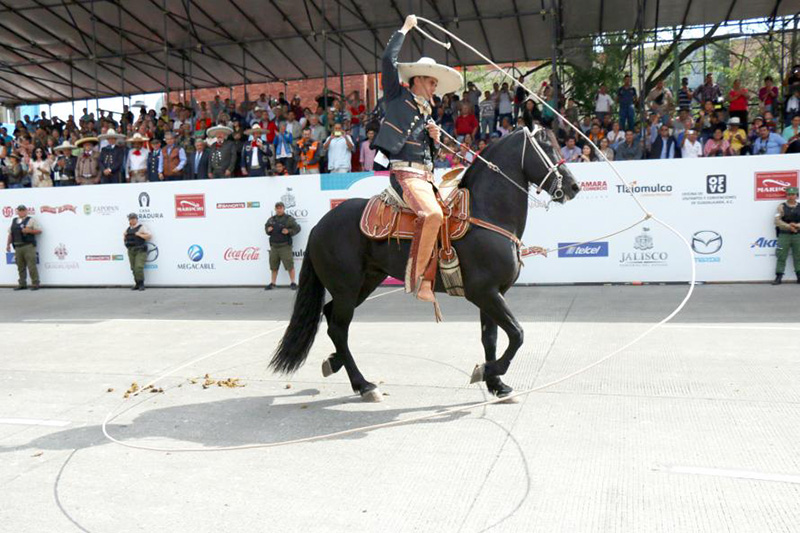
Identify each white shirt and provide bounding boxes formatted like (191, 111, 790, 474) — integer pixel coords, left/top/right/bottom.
(497, 91, 513, 114)
(682, 139, 703, 158)
(595, 93, 614, 113)
(127, 148, 149, 172)
(326, 134, 353, 171)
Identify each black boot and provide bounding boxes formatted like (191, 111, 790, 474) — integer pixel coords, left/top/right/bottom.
(772, 274, 783, 285)
(131, 281, 139, 290)
(137, 281, 145, 291)
(796, 273, 800, 284)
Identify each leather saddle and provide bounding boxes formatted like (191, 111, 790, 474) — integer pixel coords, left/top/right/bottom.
(359, 170, 470, 244)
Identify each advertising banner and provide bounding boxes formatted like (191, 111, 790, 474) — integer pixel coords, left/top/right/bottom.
(2, 154, 798, 286)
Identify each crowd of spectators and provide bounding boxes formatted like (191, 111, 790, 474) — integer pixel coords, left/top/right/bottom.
(1, 65, 799, 188)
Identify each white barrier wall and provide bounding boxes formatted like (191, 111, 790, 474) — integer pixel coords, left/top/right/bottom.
(2, 154, 798, 286)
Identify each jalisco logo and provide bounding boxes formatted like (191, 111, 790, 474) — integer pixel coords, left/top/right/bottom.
(691, 230, 723, 263)
(619, 227, 669, 267)
(616, 180, 673, 196)
(557, 242, 609, 258)
(175, 194, 206, 218)
(754, 171, 799, 201)
(178, 244, 216, 270)
(40, 204, 77, 214)
(280, 188, 309, 219)
(223, 247, 260, 261)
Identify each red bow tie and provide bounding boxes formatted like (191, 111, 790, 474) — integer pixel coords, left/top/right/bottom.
(133, 149, 141, 156)
(251, 141, 259, 148)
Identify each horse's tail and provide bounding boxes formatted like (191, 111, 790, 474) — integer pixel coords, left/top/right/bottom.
(269, 251, 326, 374)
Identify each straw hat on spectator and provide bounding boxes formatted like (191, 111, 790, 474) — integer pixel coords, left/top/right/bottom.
(126, 132, 150, 144)
(98, 128, 125, 141)
(7, 152, 21, 161)
(207, 125, 233, 137)
(75, 136, 99, 147)
(54, 141, 76, 153)
(244, 125, 267, 136)
(397, 57, 462, 96)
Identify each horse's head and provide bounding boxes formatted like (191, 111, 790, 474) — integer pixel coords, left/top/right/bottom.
(522, 125, 580, 203)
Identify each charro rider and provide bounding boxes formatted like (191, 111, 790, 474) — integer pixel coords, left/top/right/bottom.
(371, 15, 461, 302)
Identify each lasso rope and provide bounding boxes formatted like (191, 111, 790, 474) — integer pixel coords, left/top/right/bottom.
(101, 17, 696, 453)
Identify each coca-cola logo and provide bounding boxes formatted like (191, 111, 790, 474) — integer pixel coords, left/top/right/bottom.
(223, 247, 261, 261)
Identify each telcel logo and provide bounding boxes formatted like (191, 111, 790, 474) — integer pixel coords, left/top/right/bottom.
(558, 242, 609, 258)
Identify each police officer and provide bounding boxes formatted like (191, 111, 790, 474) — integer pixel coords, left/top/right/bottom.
(123, 213, 152, 291)
(6, 205, 42, 290)
(371, 15, 461, 302)
(773, 186, 800, 285)
(264, 201, 300, 290)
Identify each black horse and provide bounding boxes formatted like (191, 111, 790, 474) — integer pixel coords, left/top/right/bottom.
(270, 127, 580, 401)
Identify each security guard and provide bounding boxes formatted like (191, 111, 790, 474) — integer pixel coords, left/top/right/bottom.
(264, 201, 301, 290)
(773, 186, 800, 285)
(6, 205, 42, 290)
(123, 213, 152, 291)
(371, 15, 461, 302)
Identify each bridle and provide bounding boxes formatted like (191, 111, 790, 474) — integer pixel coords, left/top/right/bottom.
(521, 125, 566, 200)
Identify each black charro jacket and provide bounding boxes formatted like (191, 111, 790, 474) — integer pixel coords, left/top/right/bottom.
(370, 31, 436, 163)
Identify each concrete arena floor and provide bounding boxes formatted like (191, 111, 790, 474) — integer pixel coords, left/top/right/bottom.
(1, 285, 799, 533)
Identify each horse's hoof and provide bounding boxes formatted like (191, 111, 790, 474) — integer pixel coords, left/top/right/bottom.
(321, 357, 335, 378)
(360, 388, 383, 403)
(470, 364, 485, 384)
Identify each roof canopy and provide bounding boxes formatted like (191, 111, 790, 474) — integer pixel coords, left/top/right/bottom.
(0, 0, 794, 104)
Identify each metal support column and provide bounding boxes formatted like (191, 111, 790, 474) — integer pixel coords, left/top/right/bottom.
(70, 61, 75, 119)
(118, 0, 126, 108)
(242, 45, 248, 102)
(550, 0, 560, 107)
(338, 0, 344, 98)
(163, 0, 170, 105)
(373, 35, 379, 109)
(322, 0, 328, 105)
(91, 0, 99, 114)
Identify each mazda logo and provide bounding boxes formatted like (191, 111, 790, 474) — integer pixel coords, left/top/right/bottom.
(691, 230, 723, 255)
(145, 242, 159, 263)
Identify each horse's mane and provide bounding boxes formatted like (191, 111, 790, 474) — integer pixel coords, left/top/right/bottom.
(458, 129, 523, 190)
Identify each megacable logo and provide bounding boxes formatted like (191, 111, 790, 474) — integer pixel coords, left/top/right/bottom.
(175, 194, 206, 218)
(754, 171, 798, 201)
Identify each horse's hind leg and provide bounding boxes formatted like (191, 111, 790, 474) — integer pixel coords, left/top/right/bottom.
(479, 311, 514, 399)
(322, 271, 386, 379)
(326, 293, 382, 402)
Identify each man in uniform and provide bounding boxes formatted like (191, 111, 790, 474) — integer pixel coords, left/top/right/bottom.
(158, 131, 187, 181)
(371, 15, 462, 302)
(207, 125, 237, 178)
(241, 125, 271, 177)
(264, 201, 301, 290)
(75, 136, 100, 185)
(123, 213, 152, 291)
(98, 129, 127, 184)
(146, 137, 162, 181)
(6, 205, 42, 290)
(772, 186, 800, 285)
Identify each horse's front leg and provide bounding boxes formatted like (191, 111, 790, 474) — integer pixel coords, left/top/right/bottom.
(479, 311, 514, 398)
(470, 292, 524, 393)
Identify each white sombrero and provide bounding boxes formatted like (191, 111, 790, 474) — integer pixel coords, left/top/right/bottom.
(98, 128, 125, 141)
(244, 125, 266, 135)
(207, 125, 233, 137)
(397, 57, 462, 96)
(54, 141, 76, 152)
(75, 136, 99, 147)
(126, 132, 150, 143)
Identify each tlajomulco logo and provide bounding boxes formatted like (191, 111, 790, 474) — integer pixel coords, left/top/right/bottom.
(619, 227, 669, 267)
(178, 244, 215, 271)
(45, 243, 79, 270)
(681, 175, 737, 206)
(691, 230, 723, 263)
(293, 249, 306, 260)
(137, 192, 164, 220)
(280, 188, 309, 219)
(750, 236, 778, 258)
(616, 181, 673, 197)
